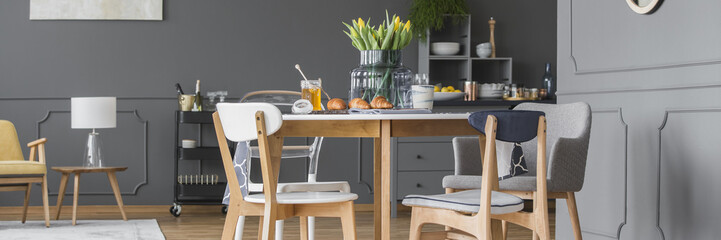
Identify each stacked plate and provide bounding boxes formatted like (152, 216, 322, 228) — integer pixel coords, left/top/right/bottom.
(479, 83, 504, 99)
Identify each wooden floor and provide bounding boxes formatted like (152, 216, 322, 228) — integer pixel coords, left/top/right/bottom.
(0, 205, 555, 239)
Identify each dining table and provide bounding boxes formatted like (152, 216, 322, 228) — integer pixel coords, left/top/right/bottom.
(276, 112, 483, 240)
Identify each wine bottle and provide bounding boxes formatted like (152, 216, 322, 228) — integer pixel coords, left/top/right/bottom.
(192, 80, 203, 112)
(542, 63, 555, 99)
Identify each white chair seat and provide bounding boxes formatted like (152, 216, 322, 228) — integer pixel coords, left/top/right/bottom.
(402, 189, 524, 215)
(250, 145, 311, 159)
(278, 181, 350, 193)
(248, 181, 350, 193)
(244, 192, 358, 204)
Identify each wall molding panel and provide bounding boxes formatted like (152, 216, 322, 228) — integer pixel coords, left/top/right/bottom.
(36, 109, 149, 196)
(556, 82, 721, 97)
(577, 108, 628, 239)
(568, 1, 721, 75)
(656, 108, 721, 239)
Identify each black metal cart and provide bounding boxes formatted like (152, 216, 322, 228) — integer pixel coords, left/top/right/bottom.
(171, 111, 229, 216)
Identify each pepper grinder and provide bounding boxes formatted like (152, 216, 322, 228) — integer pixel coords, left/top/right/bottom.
(488, 17, 496, 58)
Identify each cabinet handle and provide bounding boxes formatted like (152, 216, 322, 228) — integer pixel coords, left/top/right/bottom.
(416, 155, 422, 159)
(416, 183, 422, 188)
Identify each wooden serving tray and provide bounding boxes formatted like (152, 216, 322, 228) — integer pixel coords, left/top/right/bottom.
(502, 96, 540, 101)
(310, 110, 349, 114)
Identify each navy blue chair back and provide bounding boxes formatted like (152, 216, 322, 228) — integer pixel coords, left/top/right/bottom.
(468, 110, 545, 142)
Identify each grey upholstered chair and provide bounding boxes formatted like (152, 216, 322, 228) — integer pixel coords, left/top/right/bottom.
(443, 102, 591, 240)
(404, 110, 551, 240)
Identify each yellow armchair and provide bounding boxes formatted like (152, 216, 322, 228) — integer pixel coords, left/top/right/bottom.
(0, 120, 50, 227)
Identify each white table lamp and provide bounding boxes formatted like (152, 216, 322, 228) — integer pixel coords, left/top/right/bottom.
(71, 97, 116, 168)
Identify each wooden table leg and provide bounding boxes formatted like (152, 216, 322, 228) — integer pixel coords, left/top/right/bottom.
(72, 173, 80, 225)
(380, 120, 391, 240)
(373, 137, 382, 240)
(107, 171, 128, 221)
(55, 173, 69, 220)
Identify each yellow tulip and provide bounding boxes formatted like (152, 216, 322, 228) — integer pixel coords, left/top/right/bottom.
(395, 16, 400, 26)
(404, 20, 411, 32)
(358, 18, 365, 29)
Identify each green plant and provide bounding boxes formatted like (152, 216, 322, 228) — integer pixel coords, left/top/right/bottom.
(409, 0, 469, 41)
(342, 11, 413, 51)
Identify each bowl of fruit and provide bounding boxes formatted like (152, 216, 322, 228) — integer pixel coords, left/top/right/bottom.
(433, 85, 466, 101)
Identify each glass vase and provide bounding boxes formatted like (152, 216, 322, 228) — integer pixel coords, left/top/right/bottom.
(349, 50, 413, 108)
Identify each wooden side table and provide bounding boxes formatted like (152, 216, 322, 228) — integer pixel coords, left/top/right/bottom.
(51, 166, 128, 225)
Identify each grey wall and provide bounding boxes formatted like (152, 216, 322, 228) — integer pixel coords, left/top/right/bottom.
(555, 0, 721, 239)
(0, 0, 556, 207)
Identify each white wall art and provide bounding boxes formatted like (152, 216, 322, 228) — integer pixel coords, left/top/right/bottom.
(30, 0, 163, 20)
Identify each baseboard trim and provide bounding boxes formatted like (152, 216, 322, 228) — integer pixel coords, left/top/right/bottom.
(0, 204, 406, 215)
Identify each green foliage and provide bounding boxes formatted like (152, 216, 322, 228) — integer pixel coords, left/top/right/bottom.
(409, 0, 469, 41)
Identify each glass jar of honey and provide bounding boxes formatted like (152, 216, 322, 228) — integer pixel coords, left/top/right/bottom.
(301, 80, 322, 111)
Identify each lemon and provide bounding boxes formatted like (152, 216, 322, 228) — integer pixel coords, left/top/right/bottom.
(434, 86, 440, 92)
(441, 87, 450, 92)
(447, 86, 455, 91)
(454, 89, 461, 92)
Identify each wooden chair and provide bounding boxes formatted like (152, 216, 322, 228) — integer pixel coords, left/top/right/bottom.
(0, 120, 50, 227)
(235, 90, 351, 240)
(444, 102, 591, 239)
(213, 103, 358, 240)
(402, 110, 550, 239)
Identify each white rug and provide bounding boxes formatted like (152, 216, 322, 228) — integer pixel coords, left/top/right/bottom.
(0, 219, 165, 240)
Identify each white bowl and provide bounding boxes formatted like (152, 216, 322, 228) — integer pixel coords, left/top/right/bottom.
(476, 48, 492, 58)
(476, 42, 491, 49)
(182, 139, 197, 148)
(433, 92, 466, 101)
(431, 42, 461, 55)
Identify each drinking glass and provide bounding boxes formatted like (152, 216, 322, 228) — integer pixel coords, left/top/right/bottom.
(414, 73, 429, 85)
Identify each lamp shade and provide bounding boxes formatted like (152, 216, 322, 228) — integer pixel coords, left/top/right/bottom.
(71, 97, 116, 129)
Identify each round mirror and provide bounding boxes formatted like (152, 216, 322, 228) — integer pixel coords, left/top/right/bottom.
(626, 0, 662, 14)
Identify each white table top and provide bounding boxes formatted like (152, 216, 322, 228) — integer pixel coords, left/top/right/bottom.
(282, 112, 472, 120)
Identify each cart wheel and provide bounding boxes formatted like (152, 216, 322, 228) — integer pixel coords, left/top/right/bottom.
(222, 205, 228, 214)
(170, 204, 182, 217)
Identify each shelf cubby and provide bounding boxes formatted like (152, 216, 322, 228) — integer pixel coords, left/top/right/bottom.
(419, 15, 513, 88)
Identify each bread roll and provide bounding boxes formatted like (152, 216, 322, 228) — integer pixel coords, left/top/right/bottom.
(348, 98, 371, 109)
(370, 96, 393, 109)
(327, 98, 347, 110)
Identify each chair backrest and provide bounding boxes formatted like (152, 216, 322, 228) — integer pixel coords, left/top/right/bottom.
(213, 103, 283, 202)
(469, 112, 548, 214)
(468, 110, 545, 142)
(241, 90, 304, 113)
(454, 103, 591, 177)
(216, 103, 283, 142)
(514, 102, 591, 190)
(469, 110, 546, 180)
(241, 90, 324, 180)
(0, 120, 24, 161)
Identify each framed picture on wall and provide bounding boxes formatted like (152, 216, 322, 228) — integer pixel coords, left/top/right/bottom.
(30, 0, 163, 21)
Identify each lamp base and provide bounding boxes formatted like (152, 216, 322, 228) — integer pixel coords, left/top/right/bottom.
(83, 131, 104, 168)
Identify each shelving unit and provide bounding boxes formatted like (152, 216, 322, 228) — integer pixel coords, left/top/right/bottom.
(170, 111, 228, 217)
(418, 15, 513, 89)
